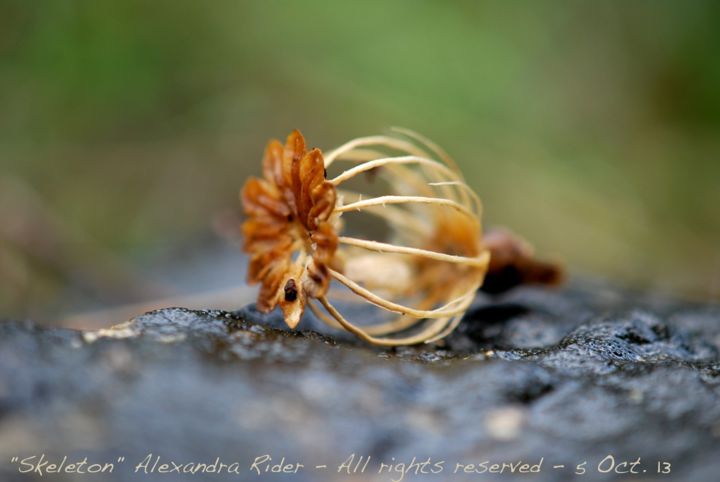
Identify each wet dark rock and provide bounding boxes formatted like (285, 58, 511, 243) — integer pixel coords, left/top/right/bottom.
(0, 280, 719, 482)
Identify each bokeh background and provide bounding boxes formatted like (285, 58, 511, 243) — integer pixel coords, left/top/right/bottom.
(1, 0, 719, 323)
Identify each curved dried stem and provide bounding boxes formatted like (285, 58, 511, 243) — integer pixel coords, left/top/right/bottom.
(329, 268, 475, 318)
(318, 296, 457, 346)
(325, 136, 449, 197)
(310, 288, 436, 337)
(425, 313, 467, 343)
(329, 151, 439, 200)
(327, 132, 474, 207)
(328, 148, 480, 215)
(325, 136, 430, 167)
(358, 292, 445, 336)
(428, 180, 483, 216)
(336, 195, 477, 222)
(361, 313, 427, 336)
(336, 189, 430, 236)
(389, 127, 463, 177)
(330, 156, 455, 187)
(307, 298, 342, 329)
(309, 297, 431, 337)
(388, 127, 472, 207)
(338, 236, 490, 268)
(329, 148, 389, 163)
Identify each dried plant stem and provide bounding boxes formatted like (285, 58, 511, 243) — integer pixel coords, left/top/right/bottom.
(329, 268, 475, 318)
(336, 195, 476, 221)
(385, 164, 439, 197)
(338, 236, 490, 268)
(318, 296, 458, 346)
(318, 292, 475, 346)
(329, 142, 480, 214)
(337, 190, 430, 236)
(328, 148, 438, 198)
(307, 298, 342, 329)
(425, 311, 469, 343)
(331, 156, 459, 188)
(327, 133, 459, 195)
(389, 128, 472, 204)
(340, 161, 441, 207)
(428, 181, 481, 215)
(326, 132, 472, 204)
(384, 164, 480, 216)
(332, 156, 480, 214)
(389, 127, 464, 177)
(310, 293, 446, 337)
(325, 136, 429, 167)
(353, 293, 448, 336)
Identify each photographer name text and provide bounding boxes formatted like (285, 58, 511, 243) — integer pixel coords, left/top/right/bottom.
(9, 453, 673, 480)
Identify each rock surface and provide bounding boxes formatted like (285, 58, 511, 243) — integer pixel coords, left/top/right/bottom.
(1, 279, 719, 481)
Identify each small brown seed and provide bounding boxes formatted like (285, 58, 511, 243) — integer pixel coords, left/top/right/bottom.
(284, 279, 298, 302)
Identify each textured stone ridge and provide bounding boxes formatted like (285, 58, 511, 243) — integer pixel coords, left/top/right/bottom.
(0, 280, 719, 482)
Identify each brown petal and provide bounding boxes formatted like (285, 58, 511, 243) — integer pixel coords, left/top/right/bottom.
(255, 256, 291, 312)
(243, 227, 293, 258)
(283, 130, 306, 188)
(256, 281, 279, 312)
(307, 181, 336, 227)
(262, 139, 285, 186)
(242, 218, 286, 242)
(298, 149, 325, 224)
(304, 259, 331, 298)
(311, 221, 338, 264)
(300, 148, 325, 189)
(248, 254, 270, 283)
(241, 178, 290, 219)
(248, 248, 287, 283)
(285, 130, 306, 162)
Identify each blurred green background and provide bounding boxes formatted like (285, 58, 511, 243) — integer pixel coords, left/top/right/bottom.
(1, 0, 719, 322)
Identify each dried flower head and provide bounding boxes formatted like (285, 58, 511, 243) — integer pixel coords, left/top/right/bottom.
(242, 128, 561, 346)
(241, 130, 338, 328)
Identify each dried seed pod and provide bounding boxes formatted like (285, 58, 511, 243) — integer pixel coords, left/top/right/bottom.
(242, 128, 560, 346)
